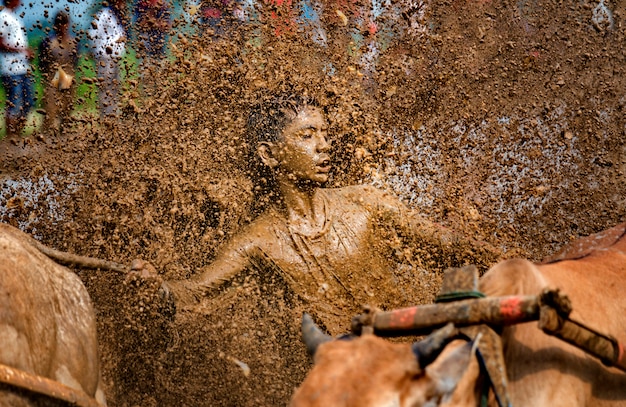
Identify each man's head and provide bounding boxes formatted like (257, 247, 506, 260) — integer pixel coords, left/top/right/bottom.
(248, 93, 331, 186)
(247, 94, 319, 145)
(3, 0, 21, 10)
(53, 10, 70, 33)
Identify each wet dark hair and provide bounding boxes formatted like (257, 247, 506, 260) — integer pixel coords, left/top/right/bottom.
(53, 10, 69, 30)
(247, 92, 319, 144)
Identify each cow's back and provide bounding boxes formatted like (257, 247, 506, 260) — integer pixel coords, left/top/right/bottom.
(480, 234, 626, 406)
(0, 224, 105, 406)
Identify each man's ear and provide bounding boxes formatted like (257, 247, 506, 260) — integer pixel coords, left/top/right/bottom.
(258, 142, 279, 168)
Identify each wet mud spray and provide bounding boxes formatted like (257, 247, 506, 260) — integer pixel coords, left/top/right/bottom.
(1, 0, 626, 404)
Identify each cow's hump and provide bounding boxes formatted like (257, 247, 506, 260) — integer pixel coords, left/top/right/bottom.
(541, 222, 626, 264)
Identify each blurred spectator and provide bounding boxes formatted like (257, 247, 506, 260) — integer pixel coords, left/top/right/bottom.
(89, 0, 128, 118)
(38, 10, 79, 135)
(0, 0, 34, 140)
(263, 0, 298, 38)
(199, 0, 244, 39)
(230, 0, 325, 53)
(133, 0, 170, 97)
(298, 0, 327, 46)
(133, 0, 171, 59)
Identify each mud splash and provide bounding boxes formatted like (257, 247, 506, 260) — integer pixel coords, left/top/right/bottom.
(2, 0, 626, 404)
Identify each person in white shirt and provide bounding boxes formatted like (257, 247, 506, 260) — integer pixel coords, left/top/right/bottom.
(89, 0, 127, 118)
(0, 0, 34, 140)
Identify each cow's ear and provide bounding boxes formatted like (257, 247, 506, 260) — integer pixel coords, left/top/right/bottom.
(423, 340, 477, 403)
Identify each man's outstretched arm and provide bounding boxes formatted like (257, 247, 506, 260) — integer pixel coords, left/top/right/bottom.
(356, 185, 504, 270)
(130, 233, 256, 306)
(169, 247, 252, 304)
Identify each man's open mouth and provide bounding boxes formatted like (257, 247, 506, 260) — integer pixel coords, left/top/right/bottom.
(316, 159, 331, 172)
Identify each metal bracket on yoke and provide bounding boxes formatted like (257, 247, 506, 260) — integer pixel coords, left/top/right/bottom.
(355, 305, 376, 335)
(436, 265, 485, 303)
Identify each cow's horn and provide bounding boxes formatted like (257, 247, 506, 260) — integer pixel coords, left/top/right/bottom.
(412, 323, 457, 369)
(301, 313, 332, 356)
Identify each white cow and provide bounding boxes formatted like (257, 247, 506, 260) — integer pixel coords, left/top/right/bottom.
(0, 223, 106, 406)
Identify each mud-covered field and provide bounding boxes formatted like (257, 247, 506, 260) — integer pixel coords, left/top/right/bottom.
(1, 0, 626, 404)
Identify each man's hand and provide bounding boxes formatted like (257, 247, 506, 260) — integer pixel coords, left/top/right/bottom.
(129, 258, 159, 279)
(126, 259, 176, 318)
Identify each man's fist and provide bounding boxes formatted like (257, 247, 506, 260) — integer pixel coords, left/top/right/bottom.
(126, 259, 176, 319)
(129, 259, 158, 279)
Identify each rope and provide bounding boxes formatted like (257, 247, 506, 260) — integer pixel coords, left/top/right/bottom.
(24, 233, 129, 273)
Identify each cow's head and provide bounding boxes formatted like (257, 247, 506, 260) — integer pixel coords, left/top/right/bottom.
(290, 314, 482, 407)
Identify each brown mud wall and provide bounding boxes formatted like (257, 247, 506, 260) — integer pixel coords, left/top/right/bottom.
(1, 0, 625, 404)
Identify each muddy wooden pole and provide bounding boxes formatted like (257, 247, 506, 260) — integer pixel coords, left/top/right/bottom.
(539, 306, 626, 373)
(351, 295, 541, 336)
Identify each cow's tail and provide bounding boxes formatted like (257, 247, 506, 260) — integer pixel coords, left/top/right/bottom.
(31, 239, 129, 273)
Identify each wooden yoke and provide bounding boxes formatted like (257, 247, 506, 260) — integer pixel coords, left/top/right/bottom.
(351, 266, 626, 407)
(351, 267, 542, 337)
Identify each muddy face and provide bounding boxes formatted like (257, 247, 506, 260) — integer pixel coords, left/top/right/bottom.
(264, 106, 331, 186)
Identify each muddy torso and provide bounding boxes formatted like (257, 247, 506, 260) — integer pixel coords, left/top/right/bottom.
(241, 186, 405, 331)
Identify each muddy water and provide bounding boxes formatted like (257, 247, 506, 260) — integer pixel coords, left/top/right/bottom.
(2, 0, 626, 404)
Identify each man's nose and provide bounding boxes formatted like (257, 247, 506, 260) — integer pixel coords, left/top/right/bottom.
(316, 133, 330, 152)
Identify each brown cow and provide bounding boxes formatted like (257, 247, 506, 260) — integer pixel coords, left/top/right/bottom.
(0, 223, 107, 406)
(291, 223, 626, 406)
(290, 316, 480, 407)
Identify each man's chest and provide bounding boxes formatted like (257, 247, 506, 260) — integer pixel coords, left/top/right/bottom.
(263, 206, 376, 272)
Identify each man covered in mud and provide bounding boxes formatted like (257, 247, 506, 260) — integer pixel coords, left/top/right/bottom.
(135, 92, 499, 333)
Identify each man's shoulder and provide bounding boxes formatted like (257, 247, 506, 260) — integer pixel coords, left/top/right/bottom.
(324, 184, 407, 216)
(248, 212, 283, 230)
(225, 212, 285, 248)
(326, 184, 386, 202)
